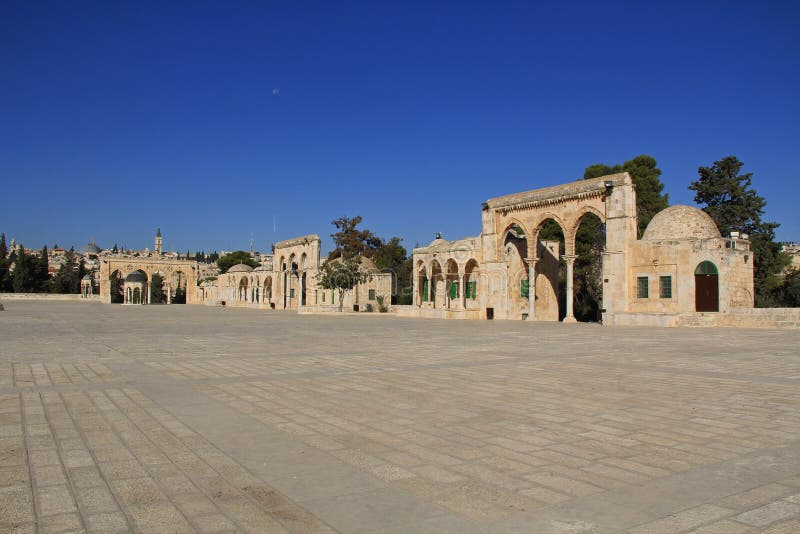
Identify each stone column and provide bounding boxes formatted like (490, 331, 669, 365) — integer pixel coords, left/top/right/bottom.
(459, 274, 466, 309)
(525, 257, 538, 320)
(147, 284, 151, 304)
(562, 255, 577, 323)
(166, 284, 171, 304)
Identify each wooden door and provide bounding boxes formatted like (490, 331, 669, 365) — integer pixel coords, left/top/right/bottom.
(695, 274, 719, 312)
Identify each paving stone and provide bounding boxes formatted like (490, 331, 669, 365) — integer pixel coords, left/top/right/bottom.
(4, 302, 800, 532)
(735, 500, 800, 527)
(37, 484, 78, 516)
(84, 511, 129, 533)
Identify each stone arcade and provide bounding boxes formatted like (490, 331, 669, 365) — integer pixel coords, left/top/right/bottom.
(402, 173, 755, 326)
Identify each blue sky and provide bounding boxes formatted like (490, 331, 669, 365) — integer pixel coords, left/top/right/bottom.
(2, 1, 799, 254)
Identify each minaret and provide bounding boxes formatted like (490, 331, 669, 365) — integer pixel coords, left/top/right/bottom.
(155, 228, 162, 255)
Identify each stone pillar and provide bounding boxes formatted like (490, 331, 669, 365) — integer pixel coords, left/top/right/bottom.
(525, 258, 538, 320)
(459, 274, 465, 309)
(562, 255, 577, 323)
(147, 284, 152, 304)
(166, 284, 171, 304)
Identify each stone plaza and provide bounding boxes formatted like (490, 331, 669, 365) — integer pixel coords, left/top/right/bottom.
(2, 301, 800, 533)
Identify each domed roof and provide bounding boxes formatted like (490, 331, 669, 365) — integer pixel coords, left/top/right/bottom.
(227, 263, 254, 273)
(125, 271, 147, 283)
(82, 242, 101, 254)
(82, 274, 93, 280)
(253, 263, 271, 272)
(643, 205, 722, 241)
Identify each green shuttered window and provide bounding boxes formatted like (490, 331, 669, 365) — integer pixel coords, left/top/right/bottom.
(521, 279, 529, 298)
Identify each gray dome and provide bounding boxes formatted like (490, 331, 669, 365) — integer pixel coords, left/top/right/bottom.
(82, 242, 101, 254)
(253, 264, 271, 272)
(125, 271, 147, 283)
(82, 274, 93, 281)
(227, 263, 254, 273)
(643, 205, 721, 241)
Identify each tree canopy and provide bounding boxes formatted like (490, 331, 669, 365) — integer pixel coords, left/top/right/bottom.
(690, 156, 790, 307)
(316, 256, 372, 311)
(585, 154, 668, 237)
(217, 251, 259, 273)
(329, 216, 382, 260)
(327, 217, 413, 304)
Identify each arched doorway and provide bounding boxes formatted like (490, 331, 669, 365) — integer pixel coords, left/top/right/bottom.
(445, 259, 459, 309)
(533, 219, 566, 321)
(417, 262, 428, 305)
(502, 224, 528, 319)
(171, 270, 187, 304)
(572, 212, 605, 322)
(124, 270, 148, 304)
(695, 261, 719, 312)
(464, 259, 479, 308)
(239, 276, 249, 303)
(430, 260, 443, 307)
(264, 276, 272, 306)
(110, 270, 124, 303)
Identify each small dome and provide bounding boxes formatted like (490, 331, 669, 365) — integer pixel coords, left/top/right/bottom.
(253, 264, 271, 272)
(227, 263, 254, 273)
(82, 274, 93, 280)
(643, 205, 721, 241)
(125, 271, 147, 283)
(82, 242, 101, 254)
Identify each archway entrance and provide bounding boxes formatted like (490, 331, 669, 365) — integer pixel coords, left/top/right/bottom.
(533, 219, 565, 321)
(502, 224, 528, 319)
(695, 261, 719, 312)
(573, 212, 605, 322)
(110, 270, 124, 303)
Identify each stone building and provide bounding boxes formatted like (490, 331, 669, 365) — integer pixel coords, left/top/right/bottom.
(199, 234, 392, 312)
(98, 230, 199, 304)
(402, 173, 754, 326)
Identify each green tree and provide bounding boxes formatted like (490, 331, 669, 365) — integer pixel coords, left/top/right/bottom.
(150, 273, 165, 303)
(0, 233, 9, 292)
(217, 251, 258, 273)
(328, 216, 382, 260)
(316, 256, 372, 311)
(110, 272, 124, 303)
(11, 246, 36, 293)
(584, 154, 668, 237)
(779, 269, 800, 308)
(37, 246, 50, 292)
(52, 248, 80, 294)
(372, 236, 413, 304)
(689, 156, 790, 307)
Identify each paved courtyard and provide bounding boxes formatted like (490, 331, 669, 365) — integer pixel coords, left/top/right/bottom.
(1, 301, 800, 533)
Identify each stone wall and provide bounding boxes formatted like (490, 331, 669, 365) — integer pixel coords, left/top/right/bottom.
(0, 293, 102, 302)
(605, 308, 800, 329)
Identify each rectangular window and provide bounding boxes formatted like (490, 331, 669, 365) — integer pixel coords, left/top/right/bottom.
(521, 279, 529, 298)
(637, 276, 649, 298)
(315, 291, 318, 304)
(369, 289, 376, 300)
(449, 281, 458, 299)
(660, 276, 672, 298)
(422, 279, 429, 302)
(322, 291, 326, 303)
(289, 288, 295, 298)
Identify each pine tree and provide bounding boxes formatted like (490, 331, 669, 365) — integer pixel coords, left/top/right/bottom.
(38, 246, 50, 292)
(0, 233, 9, 292)
(689, 156, 790, 307)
